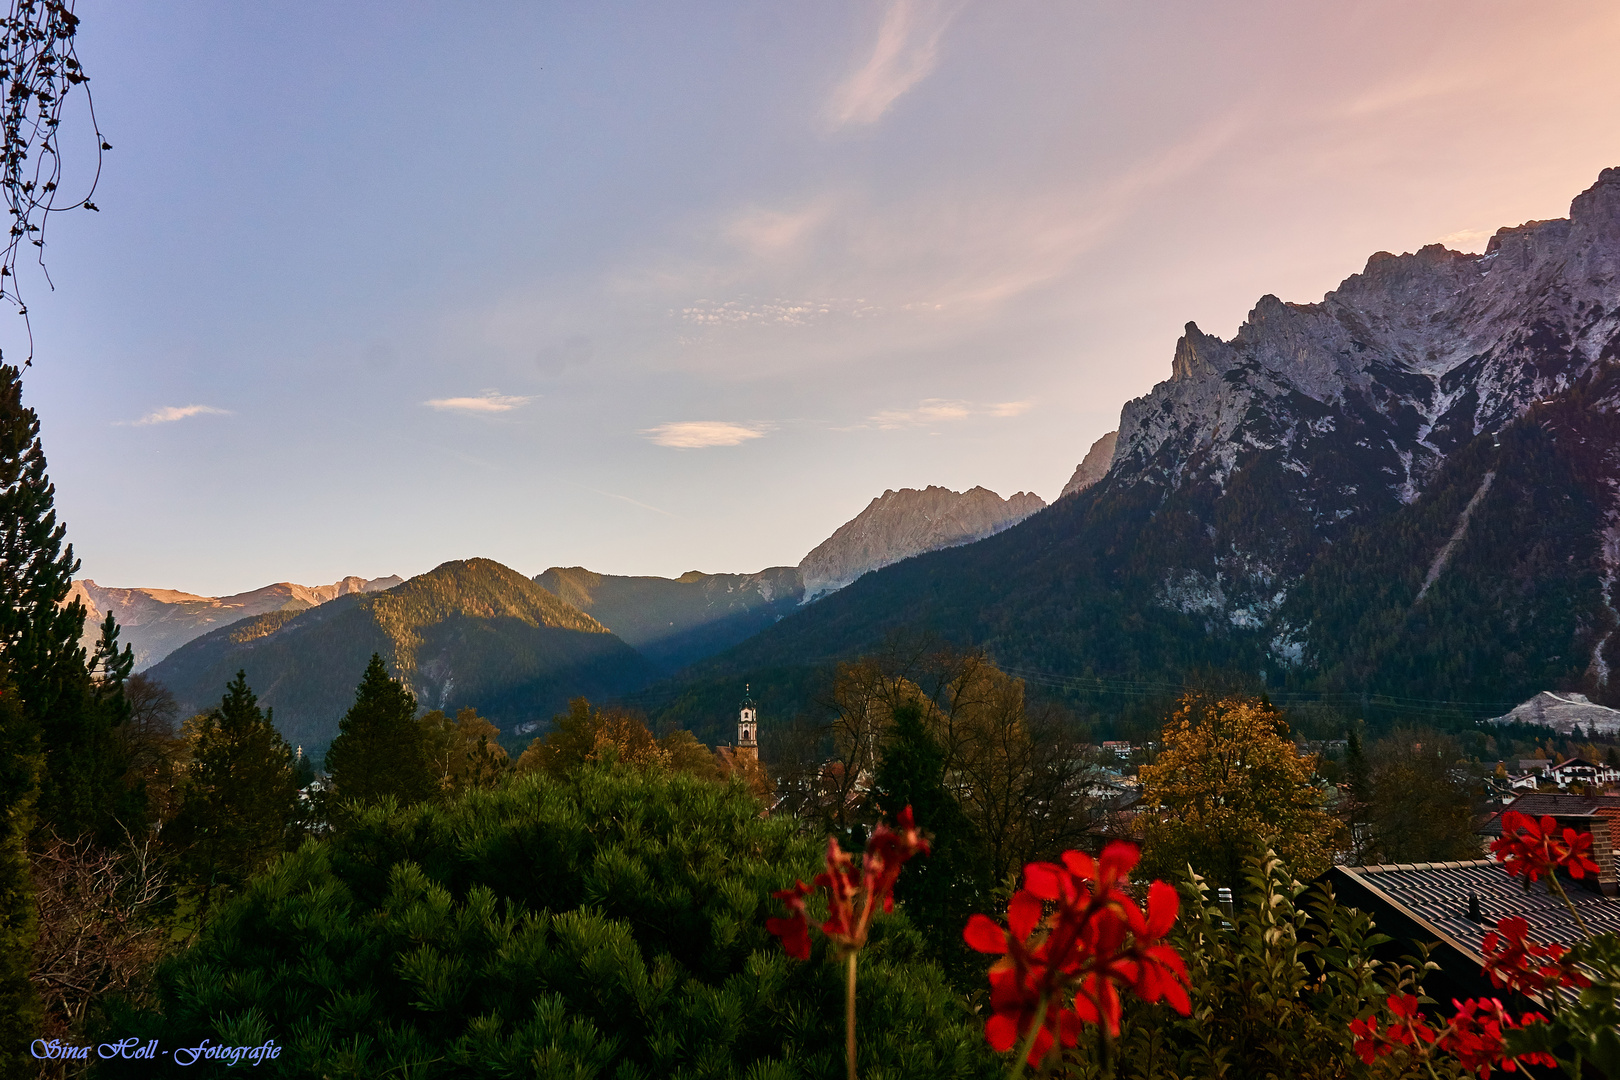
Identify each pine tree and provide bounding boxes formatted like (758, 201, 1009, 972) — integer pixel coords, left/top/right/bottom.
(167, 671, 299, 907)
(0, 363, 129, 840)
(324, 654, 435, 808)
(871, 699, 991, 988)
(0, 662, 41, 1070)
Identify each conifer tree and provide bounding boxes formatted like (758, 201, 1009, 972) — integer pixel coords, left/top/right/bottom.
(0, 363, 130, 840)
(167, 671, 299, 906)
(0, 662, 42, 1069)
(324, 654, 435, 807)
(872, 699, 991, 987)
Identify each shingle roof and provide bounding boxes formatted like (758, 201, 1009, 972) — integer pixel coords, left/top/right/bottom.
(1336, 860, 1620, 964)
(1476, 793, 1620, 836)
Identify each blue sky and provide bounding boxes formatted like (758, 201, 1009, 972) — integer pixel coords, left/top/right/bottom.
(15, 1, 1620, 594)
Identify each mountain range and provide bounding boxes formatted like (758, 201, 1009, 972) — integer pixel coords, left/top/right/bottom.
(639, 166, 1620, 736)
(71, 575, 402, 670)
(137, 166, 1620, 750)
(136, 483, 1043, 748)
(146, 559, 652, 752)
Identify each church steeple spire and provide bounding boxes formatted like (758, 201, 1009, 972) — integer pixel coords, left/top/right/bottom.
(737, 684, 758, 761)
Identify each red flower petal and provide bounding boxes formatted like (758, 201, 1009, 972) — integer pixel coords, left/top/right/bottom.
(1008, 889, 1043, 942)
(963, 913, 1011, 954)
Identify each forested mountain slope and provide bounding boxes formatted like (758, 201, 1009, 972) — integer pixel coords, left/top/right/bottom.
(647, 167, 1620, 732)
(149, 559, 653, 750)
(534, 565, 803, 672)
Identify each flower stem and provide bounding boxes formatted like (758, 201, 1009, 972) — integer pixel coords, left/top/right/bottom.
(846, 950, 858, 1080)
(1545, 871, 1590, 939)
(1006, 995, 1050, 1080)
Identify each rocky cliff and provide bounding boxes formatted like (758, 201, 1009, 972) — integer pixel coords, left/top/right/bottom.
(646, 166, 1620, 725)
(72, 574, 403, 670)
(1059, 431, 1118, 499)
(1104, 165, 1620, 642)
(797, 485, 1046, 600)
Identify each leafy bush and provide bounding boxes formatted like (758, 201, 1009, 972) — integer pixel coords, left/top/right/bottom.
(101, 765, 996, 1079)
(1063, 852, 1414, 1079)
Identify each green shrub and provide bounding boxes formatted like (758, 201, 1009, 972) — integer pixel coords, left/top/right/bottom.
(101, 765, 997, 1079)
(1064, 852, 1415, 1080)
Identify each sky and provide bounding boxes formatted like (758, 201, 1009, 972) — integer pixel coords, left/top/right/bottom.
(12, 1, 1620, 595)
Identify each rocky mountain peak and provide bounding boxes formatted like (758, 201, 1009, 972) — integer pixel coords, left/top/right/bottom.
(798, 485, 1046, 600)
(1096, 165, 1620, 638)
(1059, 431, 1118, 499)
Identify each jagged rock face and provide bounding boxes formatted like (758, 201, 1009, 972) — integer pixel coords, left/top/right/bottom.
(798, 485, 1046, 600)
(1107, 167, 1620, 630)
(533, 565, 804, 671)
(1059, 431, 1119, 499)
(72, 574, 403, 670)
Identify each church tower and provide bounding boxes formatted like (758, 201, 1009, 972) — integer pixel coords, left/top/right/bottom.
(737, 684, 758, 761)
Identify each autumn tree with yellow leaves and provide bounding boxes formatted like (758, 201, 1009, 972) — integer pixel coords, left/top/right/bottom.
(1139, 693, 1341, 889)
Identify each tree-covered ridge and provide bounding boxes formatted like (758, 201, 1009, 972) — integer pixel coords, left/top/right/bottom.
(104, 765, 997, 1080)
(534, 564, 804, 672)
(643, 358, 1620, 736)
(147, 559, 655, 752)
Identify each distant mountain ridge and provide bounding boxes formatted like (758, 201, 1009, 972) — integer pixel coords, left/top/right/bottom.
(798, 485, 1046, 600)
(641, 166, 1620, 730)
(71, 574, 402, 670)
(532, 484, 1047, 669)
(534, 565, 803, 672)
(147, 559, 653, 751)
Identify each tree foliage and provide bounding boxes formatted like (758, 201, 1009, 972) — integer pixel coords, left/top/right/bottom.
(104, 764, 997, 1079)
(1139, 694, 1340, 888)
(0, 661, 40, 1074)
(165, 671, 299, 906)
(1062, 852, 1418, 1079)
(323, 653, 435, 808)
(1363, 728, 1479, 864)
(517, 697, 724, 783)
(420, 706, 509, 797)
(0, 362, 132, 841)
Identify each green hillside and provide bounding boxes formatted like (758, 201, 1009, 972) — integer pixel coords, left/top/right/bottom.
(534, 564, 803, 671)
(149, 559, 656, 752)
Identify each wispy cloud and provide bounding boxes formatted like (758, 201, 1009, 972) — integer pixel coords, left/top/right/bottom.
(121, 404, 232, 426)
(1437, 227, 1493, 252)
(680, 296, 879, 327)
(424, 391, 534, 413)
(561, 479, 676, 517)
(870, 398, 969, 427)
(643, 421, 767, 448)
(869, 398, 1030, 428)
(725, 199, 835, 256)
(825, 0, 958, 129)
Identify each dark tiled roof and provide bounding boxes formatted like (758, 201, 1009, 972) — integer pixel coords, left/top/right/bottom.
(1476, 793, 1620, 835)
(1336, 860, 1620, 963)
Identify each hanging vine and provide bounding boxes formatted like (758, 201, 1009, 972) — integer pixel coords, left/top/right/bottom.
(0, 0, 106, 363)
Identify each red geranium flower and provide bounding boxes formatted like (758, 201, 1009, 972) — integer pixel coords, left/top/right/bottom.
(766, 806, 930, 960)
(1437, 998, 1556, 1078)
(1482, 915, 1590, 996)
(766, 879, 813, 960)
(965, 842, 1190, 1064)
(1491, 811, 1602, 882)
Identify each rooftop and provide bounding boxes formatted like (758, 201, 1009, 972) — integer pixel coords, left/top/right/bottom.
(1336, 860, 1620, 963)
(1476, 792, 1620, 836)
